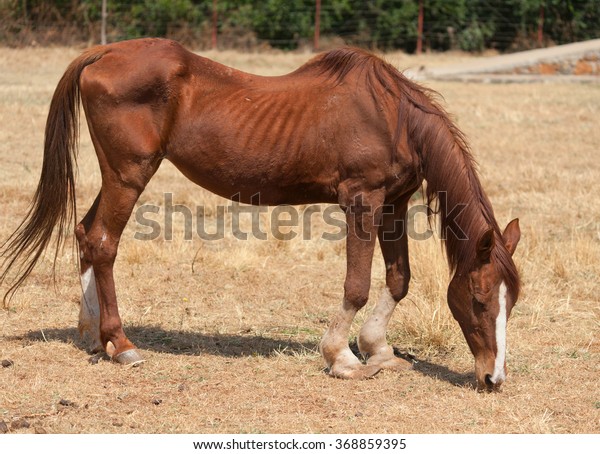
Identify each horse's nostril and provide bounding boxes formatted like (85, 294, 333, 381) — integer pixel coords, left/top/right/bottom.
(485, 374, 494, 387)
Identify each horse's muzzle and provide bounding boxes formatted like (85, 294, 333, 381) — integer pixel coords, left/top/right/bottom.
(478, 374, 503, 392)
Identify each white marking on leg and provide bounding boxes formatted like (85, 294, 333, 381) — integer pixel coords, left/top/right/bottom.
(79, 266, 102, 351)
(491, 281, 507, 384)
(358, 287, 396, 357)
(320, 300, 362, 373)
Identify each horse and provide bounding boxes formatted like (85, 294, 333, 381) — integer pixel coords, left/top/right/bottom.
(0, 38, 520, 392)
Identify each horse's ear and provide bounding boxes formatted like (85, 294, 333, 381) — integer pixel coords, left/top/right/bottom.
(476, 228, 495, 263)
(502, 218, 521, 256)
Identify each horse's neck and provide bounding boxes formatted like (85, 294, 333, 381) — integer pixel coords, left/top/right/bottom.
(415, 113, 497, 272)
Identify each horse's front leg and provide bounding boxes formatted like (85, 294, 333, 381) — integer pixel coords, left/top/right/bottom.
(320, 190, 384, 379)
(358, 200, 413, 372)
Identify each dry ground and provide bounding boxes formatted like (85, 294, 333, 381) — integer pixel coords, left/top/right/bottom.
(0, 46, 598, 434)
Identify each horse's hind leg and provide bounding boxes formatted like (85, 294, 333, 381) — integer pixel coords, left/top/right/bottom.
(75, 193, 102, 353)
(75, 111, 162, 364)
(77, 172, 158, 364)
(358, 199, 412, 371)
(320, 190, 385, 379)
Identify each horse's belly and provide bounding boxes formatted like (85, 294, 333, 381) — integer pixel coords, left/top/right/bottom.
(165, 151, 338, 206)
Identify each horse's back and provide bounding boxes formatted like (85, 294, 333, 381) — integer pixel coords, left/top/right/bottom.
(76, 39, 416, 205)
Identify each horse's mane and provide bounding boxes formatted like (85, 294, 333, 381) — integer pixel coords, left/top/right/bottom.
(311, 48, 520, 299)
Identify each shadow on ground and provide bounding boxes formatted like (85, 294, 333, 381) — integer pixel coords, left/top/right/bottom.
(9, 326, 475, 388)
(8, 325, 318, 358)
(411, 359, 475, 389)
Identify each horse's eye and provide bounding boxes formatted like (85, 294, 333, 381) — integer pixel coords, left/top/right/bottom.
(472, 297, 485, 312)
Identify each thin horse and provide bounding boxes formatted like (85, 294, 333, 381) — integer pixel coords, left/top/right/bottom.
(1, 39, 520, 391)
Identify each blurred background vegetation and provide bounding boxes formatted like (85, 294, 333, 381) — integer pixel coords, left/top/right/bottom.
(1, 0, 599, 52)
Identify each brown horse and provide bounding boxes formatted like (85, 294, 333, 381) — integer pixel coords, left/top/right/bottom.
(1, 38, 520, 391)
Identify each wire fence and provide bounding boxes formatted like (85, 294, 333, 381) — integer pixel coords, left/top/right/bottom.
(1, 1, 599, 52)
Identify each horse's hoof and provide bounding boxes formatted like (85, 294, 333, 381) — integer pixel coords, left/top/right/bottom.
(330, 364, 381, 380)
(369, 356, 413, 372)
(113, 349, 145, 367)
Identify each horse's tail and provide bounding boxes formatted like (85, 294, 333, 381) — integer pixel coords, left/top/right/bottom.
(0, 47, 106, 304)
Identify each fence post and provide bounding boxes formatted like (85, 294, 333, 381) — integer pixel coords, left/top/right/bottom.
(212, 0, 218, 49)
(314, 0, 321, 51)
(101, 0, 107, 45)
(537, 4, 544, 47)
(416, 0, 423, 55)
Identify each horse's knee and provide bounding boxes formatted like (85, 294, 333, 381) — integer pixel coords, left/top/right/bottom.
(387, 272, 410, 302)
(344, 281, 370, 310)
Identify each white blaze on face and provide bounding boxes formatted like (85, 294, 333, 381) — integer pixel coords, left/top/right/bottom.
(491, 281, 508, 384)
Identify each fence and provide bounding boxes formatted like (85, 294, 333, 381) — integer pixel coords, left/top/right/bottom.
(1, 1, 599, 52)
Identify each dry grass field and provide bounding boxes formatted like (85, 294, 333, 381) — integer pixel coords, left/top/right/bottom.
(0, 46, 599, 434)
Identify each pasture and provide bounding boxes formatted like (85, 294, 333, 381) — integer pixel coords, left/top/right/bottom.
(0, 46, 598, 434)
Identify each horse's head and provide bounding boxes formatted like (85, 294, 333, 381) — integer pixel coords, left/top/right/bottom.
(447, 219, 521, 392)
